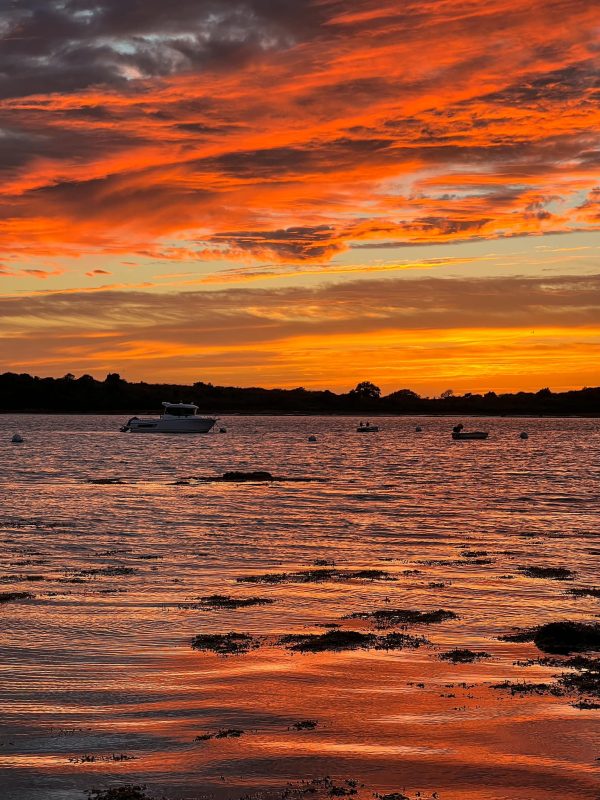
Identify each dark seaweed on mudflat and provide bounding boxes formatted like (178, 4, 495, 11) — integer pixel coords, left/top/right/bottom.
(0, 591, 34, 604)
(500, 621, 600, 654)
(518, 566, 574, 580)
(569, 586, 600, 598)
(279, 629, 427, 653)
(237, 568, 395, 584)
(183, 594, 275, 610)
(191, 632, 260, 655)
(439, 649, 491, 663)
(86, 786, 150, 800)
(349, 608, 458, 627)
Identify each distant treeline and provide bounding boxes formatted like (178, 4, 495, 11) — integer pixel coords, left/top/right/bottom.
(1, 372, 598, 416)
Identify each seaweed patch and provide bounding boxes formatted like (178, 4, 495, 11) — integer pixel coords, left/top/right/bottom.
(237, 568, 395, 584)
(195, 728, 245, 741)
(569, 586, 600, 599)
(191, 632, 260, 655)
(0, 591, 34, 604)
(501, 621, 600, 654)
(518, 566, 574, 580)
(280, 629, 427, 653)
(439, 649, 491, 663)
(180, 594, 275, 610)
(290, 720, 318, 730)
(349, 608, 458, 628)
(85, 786, 150, 800)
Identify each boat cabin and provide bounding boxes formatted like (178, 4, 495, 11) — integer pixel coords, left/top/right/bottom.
(161, 402, 199, 417)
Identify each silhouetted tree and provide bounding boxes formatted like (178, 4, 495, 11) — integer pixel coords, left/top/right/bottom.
(389, 388, 420, 399)
(350, 381, 381, 400)
(0, 372, 597, 415)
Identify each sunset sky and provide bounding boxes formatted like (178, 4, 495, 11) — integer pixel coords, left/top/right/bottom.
(1, 0, 598, 394)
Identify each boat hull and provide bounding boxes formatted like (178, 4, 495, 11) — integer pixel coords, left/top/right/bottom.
(128, 417, 217, 433)
(452, 431, 488, 440)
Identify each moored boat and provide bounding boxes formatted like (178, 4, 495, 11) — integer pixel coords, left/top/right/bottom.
(120, 402, 217, 434)
(451, 423, 488, 440)
(357, 421, 380, 432)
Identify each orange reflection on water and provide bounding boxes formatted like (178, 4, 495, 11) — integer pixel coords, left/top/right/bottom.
(0, 414, 598, 800)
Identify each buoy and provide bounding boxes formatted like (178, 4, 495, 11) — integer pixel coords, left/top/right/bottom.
(415, 426, 422, 432)
(308, 435, 317, 442)
(519, 432, 528, 439)
(11, 433, 24, 443)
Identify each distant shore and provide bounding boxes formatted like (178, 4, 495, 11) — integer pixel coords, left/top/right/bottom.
(1, 372, 598, 417)
(2, 411, 599, 418)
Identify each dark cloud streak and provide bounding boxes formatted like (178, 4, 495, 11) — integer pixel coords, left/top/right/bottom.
(2, 274, 598, 340)
(0, 0, 326, 99)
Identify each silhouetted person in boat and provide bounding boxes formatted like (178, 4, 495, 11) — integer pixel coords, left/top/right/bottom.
(453, 423, 464, 433)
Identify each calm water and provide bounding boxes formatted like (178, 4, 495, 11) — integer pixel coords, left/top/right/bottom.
(0, 415, 598, 800)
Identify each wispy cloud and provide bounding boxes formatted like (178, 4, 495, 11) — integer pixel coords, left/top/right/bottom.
(1, 274, 598, 392)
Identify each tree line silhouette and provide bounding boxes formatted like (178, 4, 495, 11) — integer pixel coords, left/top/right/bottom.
(0, 372, 598, 416)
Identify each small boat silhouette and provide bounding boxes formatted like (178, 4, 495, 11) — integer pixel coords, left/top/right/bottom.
(357, 421, 379, 432)
(451, 423, 488, 440)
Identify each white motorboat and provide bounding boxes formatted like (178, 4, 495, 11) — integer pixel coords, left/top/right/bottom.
(120, 402, 217, 434)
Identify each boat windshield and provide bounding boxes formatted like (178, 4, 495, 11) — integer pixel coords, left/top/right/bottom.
(163, 405, 196, 417)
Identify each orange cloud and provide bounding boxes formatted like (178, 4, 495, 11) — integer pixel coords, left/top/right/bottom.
(85, 269, 112, 277)
(0, 0, 597, 267)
